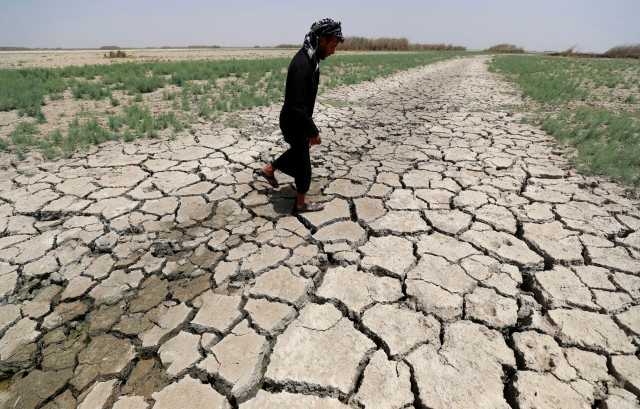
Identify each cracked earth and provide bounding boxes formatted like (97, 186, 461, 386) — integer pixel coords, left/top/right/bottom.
(1, 56, 640, 409)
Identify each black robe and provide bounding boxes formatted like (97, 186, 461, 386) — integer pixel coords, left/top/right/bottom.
(279, 48, 320, 142)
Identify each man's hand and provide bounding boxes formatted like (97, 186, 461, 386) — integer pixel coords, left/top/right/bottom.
(309, 135, 321, 146)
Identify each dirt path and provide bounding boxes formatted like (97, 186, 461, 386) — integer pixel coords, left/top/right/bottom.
(1, 56, 639, 409)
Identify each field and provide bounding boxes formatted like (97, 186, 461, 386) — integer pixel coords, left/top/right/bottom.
(490, 54, 640, 185)
(0, 50, 465, 160)
(0, 48, 298, 69)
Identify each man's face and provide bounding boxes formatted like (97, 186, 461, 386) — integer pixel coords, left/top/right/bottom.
(318, 36, 339, 60)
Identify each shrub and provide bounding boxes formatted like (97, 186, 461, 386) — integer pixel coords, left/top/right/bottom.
(64, 118, 115, 153)
(604, 44, 640, 59)
(71, 81, 111, 100)
(487, 44, 525, 54)
(10, 122, 39, 146)
(124, 75, 165, 94)
(104, 50, 128, 58)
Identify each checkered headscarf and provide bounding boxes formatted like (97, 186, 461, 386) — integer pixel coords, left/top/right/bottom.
(303, 18, 344, 60)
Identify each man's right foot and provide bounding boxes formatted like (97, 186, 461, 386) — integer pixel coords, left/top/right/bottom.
(256, 168, 279, 188)
(292, 202, 324, 215)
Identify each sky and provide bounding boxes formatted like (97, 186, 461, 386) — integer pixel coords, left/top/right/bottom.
(1, 0, 639, 52)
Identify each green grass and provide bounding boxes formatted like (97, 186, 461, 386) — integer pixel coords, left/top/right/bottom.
(71, 80, 112, 100)
(491, 54, 640, 186)
(542, 108, 640, 185)
(5, 105, 187, 159)
(10, 122, 39, 146)
(490, 55, 640, 105)
(0, 50, 466, 159)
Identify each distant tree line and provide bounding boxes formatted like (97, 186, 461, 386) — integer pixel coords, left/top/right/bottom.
(276, 37, 465, 51)
(484, 43, 640, 59)
(485, 44, 525, 54)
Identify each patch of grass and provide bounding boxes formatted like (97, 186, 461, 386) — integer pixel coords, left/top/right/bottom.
(492, 54, 640, 186)
(489, 56, 590, 103)
(108, 114, 124, 131)
(156, 111, 184, 131)
(124, 75, 165, 94)
(490, 55, 640, 105)
(197, 98, 213, 119)
(10, 122, 39, 146)
(0, 69, 66, 117)
(71, 80, 111, 100)
(542, 108, 640, 185)
(63, 118, 117, 154)
(121, 105, 155, 137)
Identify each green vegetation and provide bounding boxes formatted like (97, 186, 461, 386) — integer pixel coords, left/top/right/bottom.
(6, 105, 186, 159)
(491, 54, 640, 186)
(0, 51, 466, 159)
(542, 108, 640, 185)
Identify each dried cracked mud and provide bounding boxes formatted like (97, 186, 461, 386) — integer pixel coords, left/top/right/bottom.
(1, 56, 639, 409)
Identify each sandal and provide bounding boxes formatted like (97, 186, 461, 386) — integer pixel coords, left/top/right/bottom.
(292, 202, 324, 215)
(256, 168, 279, 188)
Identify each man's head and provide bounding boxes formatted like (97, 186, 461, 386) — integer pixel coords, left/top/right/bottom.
(309, 18, 344, 60)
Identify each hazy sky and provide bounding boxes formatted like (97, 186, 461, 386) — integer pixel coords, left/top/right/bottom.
(1, 0, 638, 52)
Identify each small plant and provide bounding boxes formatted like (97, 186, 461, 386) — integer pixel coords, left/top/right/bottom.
(71, 81, 111, 100)
(63, 118, 115, 154)
(108, 115, 124, 131)
(10, 122, 39, 146)
(36, 111, 46, 124)
(134, 93, 143, 102)
(181, 92, 191, 111)
(123, 130, 136, 142)
(156, 111, 183, 131)
(49, 129, 63, 146)
(0, 138, 8, 151)
(110, 96, 120, 106)
(197, 99, 213, 118)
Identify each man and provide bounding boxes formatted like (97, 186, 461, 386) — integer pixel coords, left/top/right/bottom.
(258, 18, 344, 214)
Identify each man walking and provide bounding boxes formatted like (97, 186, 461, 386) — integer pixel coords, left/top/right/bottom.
(258, 18, 344, 214)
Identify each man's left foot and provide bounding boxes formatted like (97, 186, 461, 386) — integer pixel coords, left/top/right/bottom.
(292, 202, 324, 215)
